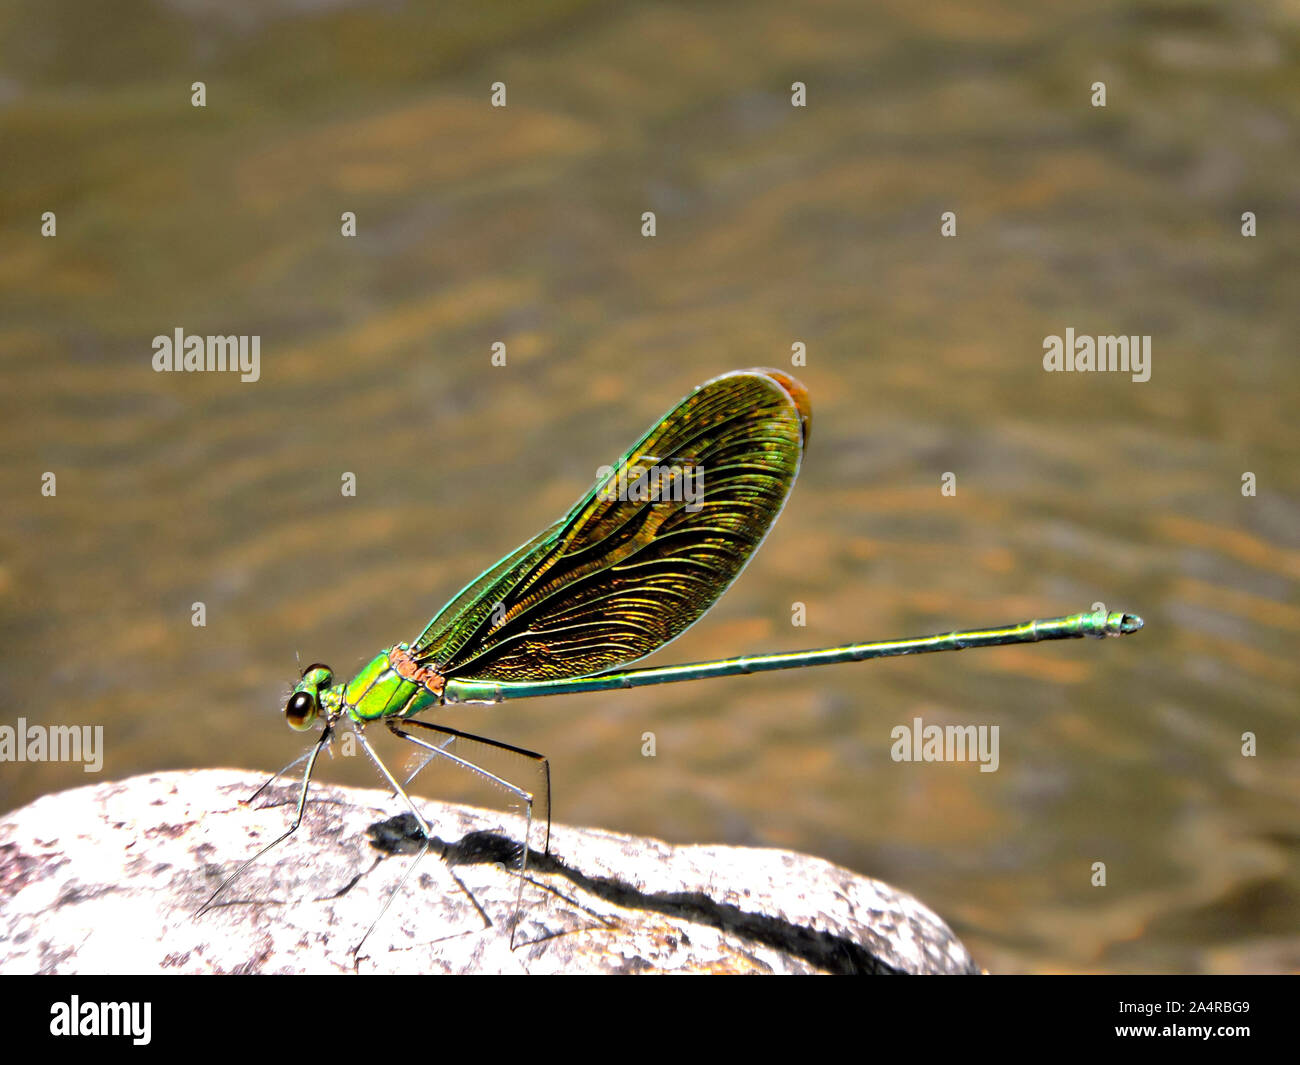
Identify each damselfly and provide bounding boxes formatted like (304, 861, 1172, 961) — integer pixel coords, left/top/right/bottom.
(197, 368, 1142, 950)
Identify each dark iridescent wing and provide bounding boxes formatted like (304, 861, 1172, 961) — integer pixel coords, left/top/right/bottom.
(411, 368, 812, 683)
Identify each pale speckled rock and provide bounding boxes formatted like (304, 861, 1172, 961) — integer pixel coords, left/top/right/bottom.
(0, 770, 979, 974)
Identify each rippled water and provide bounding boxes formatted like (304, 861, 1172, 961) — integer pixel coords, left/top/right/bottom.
(2, 1, 1297, 972)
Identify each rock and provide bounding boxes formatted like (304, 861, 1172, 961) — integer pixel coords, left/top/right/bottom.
(0, 770, 979, 974)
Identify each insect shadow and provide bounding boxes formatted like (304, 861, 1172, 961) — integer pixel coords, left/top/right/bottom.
(368, 812, 911, 975)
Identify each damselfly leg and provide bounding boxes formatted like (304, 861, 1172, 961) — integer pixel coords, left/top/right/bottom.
(196, 721, 334, 917)
(243, 747, 314, 808)
(382, 719, 550, 949)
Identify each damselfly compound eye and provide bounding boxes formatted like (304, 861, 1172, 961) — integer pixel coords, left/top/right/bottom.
(285, 690, 317, 731)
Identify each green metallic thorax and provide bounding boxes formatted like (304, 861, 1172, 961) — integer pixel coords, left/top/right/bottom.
(339, 649, 441, 723)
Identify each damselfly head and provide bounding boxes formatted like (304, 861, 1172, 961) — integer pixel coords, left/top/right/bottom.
(285, 662, 333, 731)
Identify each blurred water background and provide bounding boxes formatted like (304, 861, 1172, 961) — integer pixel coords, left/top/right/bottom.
(2, 0, 1297, 972)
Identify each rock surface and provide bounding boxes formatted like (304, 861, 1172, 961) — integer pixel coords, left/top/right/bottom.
(0, 770, 979, 974)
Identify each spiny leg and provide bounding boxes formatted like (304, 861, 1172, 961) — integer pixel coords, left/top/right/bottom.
(401, 733, 454, 789)
(196, 722, 333, 917)
(384, 688, 451, 796)
(244, 747, 314, 808)
(389, 719, 550, 948)
(397, 718, 551, 855)
(350, 725, 452, 957)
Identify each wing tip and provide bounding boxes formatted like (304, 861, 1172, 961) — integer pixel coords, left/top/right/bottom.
(750, 368, 812, 448)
